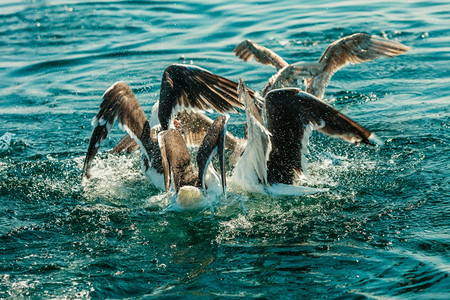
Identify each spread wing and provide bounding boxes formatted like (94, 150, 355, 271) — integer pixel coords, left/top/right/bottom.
(295, 90, 380, 145)
(266, 88, 380, 183)
(82, 82, 151, 178)
(109, 63, 254, 155)
(233, 39, 289, 70)
(158, 64, 246, 130)
(307, 33, 410, 98)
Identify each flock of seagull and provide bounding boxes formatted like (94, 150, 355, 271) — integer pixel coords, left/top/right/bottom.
(82, 33, 410, 210)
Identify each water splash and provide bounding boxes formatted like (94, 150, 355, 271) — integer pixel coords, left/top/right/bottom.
(76, 153, 157, 207)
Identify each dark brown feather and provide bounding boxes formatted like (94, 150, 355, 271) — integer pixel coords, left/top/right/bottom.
(158, 129, 198, 192)
(233, 39, 289, 70)
(158, 64, 245, 130)
(196, 115, 228, 192)
(266, 88, 376, 184)
(82, 82, 154, 178)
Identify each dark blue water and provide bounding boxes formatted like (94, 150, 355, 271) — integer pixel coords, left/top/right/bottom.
(1, 0, 449, 298)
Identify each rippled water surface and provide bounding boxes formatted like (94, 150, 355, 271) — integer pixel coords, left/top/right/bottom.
(1, 0, 449, 298)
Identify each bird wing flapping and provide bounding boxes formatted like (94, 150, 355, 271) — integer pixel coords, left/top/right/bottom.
(158, 64, 246, 130)
(233, 39, 289, 70)
(82, 82, 150, 178)
(307, 33, 410, 98)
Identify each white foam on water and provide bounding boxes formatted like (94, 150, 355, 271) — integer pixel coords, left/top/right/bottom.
(76, 153, 152, 206)
(0, 132, 13, 151)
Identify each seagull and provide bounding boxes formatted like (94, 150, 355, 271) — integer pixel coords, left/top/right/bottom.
(234, 33, 410, 99)
(231, 79, 381, 195)
(158, 115, 229, 210)
(82, 64, 247, 190)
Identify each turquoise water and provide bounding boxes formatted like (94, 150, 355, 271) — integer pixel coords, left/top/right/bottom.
(1, 0, 449, 298)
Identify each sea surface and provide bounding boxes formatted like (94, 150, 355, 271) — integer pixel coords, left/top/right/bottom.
(0, 0, 449, 298)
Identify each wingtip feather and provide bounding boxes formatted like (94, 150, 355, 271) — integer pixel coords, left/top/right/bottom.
(368, 133, 384, 147)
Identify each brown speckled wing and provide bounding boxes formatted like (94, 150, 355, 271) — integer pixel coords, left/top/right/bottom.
(307, 33, 410, 98)
(234, 39, 289, 70)
(82, 82, 149, 178)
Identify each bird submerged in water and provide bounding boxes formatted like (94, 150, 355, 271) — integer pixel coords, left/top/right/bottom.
(158, 115, 229, 210)
(234, 33, 410, 99)
(230, 79, 381, 195)
(82, 64, 247, 195)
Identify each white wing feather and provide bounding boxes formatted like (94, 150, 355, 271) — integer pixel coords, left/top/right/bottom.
(231, 79, 272, 192)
